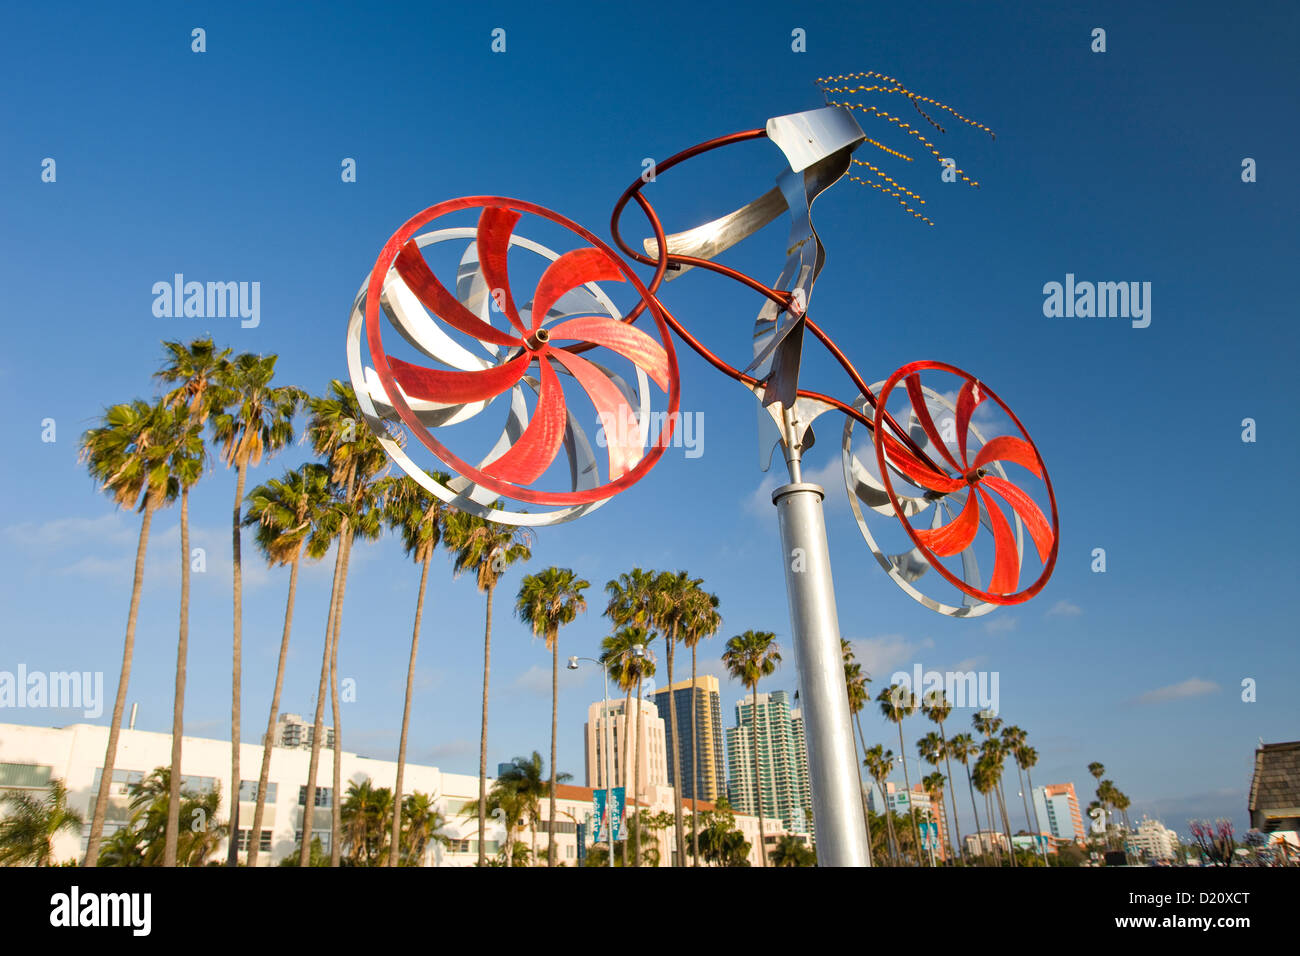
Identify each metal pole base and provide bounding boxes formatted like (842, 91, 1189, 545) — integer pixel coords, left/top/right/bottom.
(773, 482, 872, 866)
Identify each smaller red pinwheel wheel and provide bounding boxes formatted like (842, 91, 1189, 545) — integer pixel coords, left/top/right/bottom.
(356, 197, 680, 522)
(871, 361, 1059, 605)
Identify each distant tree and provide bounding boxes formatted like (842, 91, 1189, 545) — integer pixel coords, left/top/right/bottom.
(770, 834, 816, 867)
(0, 780, 84, 866)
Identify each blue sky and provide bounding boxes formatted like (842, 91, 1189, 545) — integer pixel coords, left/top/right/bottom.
(1, 1, 1297, 840)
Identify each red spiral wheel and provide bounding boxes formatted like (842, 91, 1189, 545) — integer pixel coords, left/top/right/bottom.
(355, 197, 681, 521)
(872, 361, 1059, 605)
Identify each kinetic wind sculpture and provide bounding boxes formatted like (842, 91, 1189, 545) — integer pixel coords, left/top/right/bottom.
(345, 72, 1059, 864)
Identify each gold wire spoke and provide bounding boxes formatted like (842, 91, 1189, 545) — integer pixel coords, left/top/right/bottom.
(816, 71, 996, 139)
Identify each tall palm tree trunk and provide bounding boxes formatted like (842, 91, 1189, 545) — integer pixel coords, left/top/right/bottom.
(477, 583, 494, 867)
(984, 789, 1000, 865)
(619, 686, 631, 867)
(1015, 763, 1035, 861)
(227, 460, 247, 867)
(300, 523, 346, 867)
(938, 724, 964, 864)
(995, 778, 1016, 866)
(897, 724, 923, 865)
(937, 792, 954, 864)
(248, 552, 300, 867)
(164, 490, 191, 867)
(631, 678, 643, 867)
(85, 500, 157, 866)
(962, 762, 982, 857)
(1025, 766, 1048, 860)
(665, 631, 685, 866)
(882, 791, 899, 865)
(852, 714, 876, 864)
(329, 528, 355, 867)
(389, 550, 430, 867)
(547, 635, 558, 867)
(751, 686, 767, 866)
(689, 646, 700, 867)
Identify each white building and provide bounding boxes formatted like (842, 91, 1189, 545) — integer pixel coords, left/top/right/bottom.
(583, 697, 667, 796)
(1127, 816, 1179, 861)
(273, 712, 333, 751)
(0, 721, 780, 866)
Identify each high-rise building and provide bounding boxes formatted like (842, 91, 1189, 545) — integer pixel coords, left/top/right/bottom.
(866, 781, 951, 860)
(725, 690, 812, 835)
(651, 675, 725, 803)
(583, 697, 667, 800)
(1032, 782, 1086, 843)
(274, 713, 334, 751)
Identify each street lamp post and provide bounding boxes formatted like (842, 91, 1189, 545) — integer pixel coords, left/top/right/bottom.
(569, 643, 644, 869)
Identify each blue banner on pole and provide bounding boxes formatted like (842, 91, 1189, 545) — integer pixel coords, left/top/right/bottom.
(592, 789, 607, 843)
(610, 787, 625, 841)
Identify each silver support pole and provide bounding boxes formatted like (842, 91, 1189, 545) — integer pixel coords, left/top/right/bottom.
(772, 481, 872, 866)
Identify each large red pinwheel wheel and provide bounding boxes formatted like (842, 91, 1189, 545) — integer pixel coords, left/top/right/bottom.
(348, 197, 680, 525)
(870, 361, 1059, 607)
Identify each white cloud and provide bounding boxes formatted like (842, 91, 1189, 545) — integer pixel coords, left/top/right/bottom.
(509, 664, 554, 696)
(1047, 599, 1082, 618)
(847, 633, 935, 681)
(1131, 678, 1219, 706)
(983, 615, 1017, 635)
(5, 513, 135, 550)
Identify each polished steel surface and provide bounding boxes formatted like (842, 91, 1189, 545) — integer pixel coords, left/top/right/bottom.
(772, 481, 872, 866)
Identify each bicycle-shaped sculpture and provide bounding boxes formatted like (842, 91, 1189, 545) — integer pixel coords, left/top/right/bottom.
(344, 71, 1058, 864)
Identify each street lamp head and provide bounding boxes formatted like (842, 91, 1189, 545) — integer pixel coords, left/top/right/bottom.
(566, 657, 580, 670)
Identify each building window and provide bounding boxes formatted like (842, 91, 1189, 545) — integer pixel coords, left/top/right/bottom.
(0, 763, 52, 789)
(239, 780, 277, 803)
(236, 829, 274, 852)
(298, 785, 332, 808)
(90, 768, 144, 795)
(294, 829, 331, 853)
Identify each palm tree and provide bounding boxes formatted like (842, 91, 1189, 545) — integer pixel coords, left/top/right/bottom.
(605, 568, 662, 866)
(443, 508, 533, 866)
(0, 780, 84, 866)
(242, 463, 332, 866)
(920, 771, 949, 863)
(1017, 744, 1048, 861)
(601, 625, 657, 867)
(917, 731, 952, 863)
(107, 769, 228, 866)
(972, 755, 1002, 864)
(863, 743, 898, 865)
(399, 791, 449, 866)
(340, 778, 393, 866)
(920, 690, 964, 864)
(80, 399, 182, 866)
(947, 731, 983, 858)
(209, 351, 302, 864)
(159, 414, 205, 869)
(649, 569, 701, 866)
(497, 751, 572, 864)
(842, 642, 876, 864)
(680, 587, 721, 866)
(379, 475, 451, 866)
(722, 629, 782, 867)
(770, 834, 816, 867)
(979, 735, 1014, 866)
(878, 684, 924, 865)
(300, 381, 389, 866)
(1001, 725, 1036, 849)
(974, 710, 1015, 866)
(515, 567, 589, 866)
(156, 338, 229, 867)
